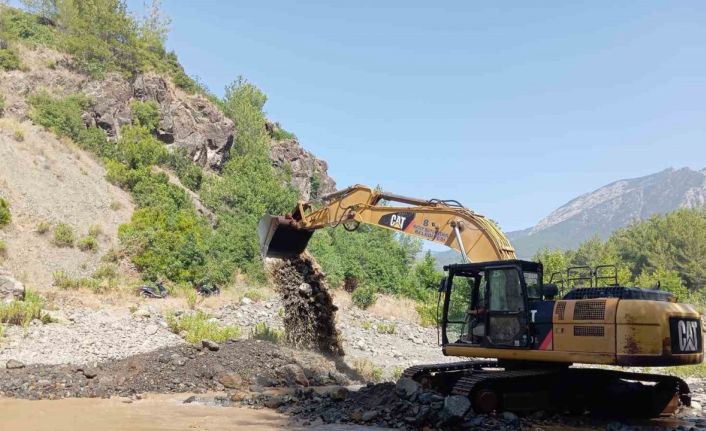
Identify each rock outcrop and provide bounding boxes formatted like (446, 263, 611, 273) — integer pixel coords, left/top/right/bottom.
(83, 73, 235, 170)
(268, 122, 336, 200)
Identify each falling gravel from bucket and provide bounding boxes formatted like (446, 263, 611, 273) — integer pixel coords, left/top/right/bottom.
(266, 253, 344, 356)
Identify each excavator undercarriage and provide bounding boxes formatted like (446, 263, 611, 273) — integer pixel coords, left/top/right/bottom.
(403, 360, 690, 418)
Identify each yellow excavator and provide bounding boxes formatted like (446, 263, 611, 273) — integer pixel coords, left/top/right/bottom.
(259, 184, 703, 418)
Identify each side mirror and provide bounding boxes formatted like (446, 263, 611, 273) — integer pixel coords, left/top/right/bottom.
(438, 277, 448, 292)
(543, 283, 559, 300)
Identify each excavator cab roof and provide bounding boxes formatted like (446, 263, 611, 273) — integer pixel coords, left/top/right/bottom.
(443, 259, 541, 274)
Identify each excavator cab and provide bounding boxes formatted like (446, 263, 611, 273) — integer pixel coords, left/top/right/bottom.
(442, 260, 545, 349)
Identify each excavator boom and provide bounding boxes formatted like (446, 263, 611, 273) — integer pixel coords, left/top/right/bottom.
(259, 184, 516, 262)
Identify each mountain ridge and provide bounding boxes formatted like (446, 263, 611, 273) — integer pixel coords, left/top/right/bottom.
(433, 167, 706, 264)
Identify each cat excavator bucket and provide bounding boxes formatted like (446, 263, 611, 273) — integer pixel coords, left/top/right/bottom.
(258, 215, 314, 258)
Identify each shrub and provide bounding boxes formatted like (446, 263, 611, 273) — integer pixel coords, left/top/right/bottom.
(0, 290, 45, 327)
(250, 322, 283, 343)
(88, 224, 102, 237)
(52, 223, 75, 247)
(165, 149, 203, 191)
(376, 322, 396, 334)
(13, 129, 24, 141)
(0, 240, 6, 258)
(166, 310, 240, 344)
(0, 198, 10, 228)
(270, 126, 296, 141)
(130, 100, 160, 131)
(416, 299, 439, 327)
(0, 48, 22, 71)
(36, 221, 50, 234)
(28, 92, 90, 139)
(352, 358, 384, 383)
(351, 285, 377, 309)
(77, 235, 98, 252)
(0, 94, 5, 117)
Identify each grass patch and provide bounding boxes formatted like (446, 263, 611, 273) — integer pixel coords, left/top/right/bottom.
(0, 198, 10, 228)
(360, 320, 372, 330)
(52, 223, 75, 247)
(352, 358, 384, 383)
(250, 322, 283, 343)
(13, 129, 24, 142)
(36, 221, 50, 234)
(166, 310, 240, 344)
(77, 235, 98, 252)
(0, 290, 46, 327)
(52, 268, 118, 294)
(0, 240, 6, 258)
(376, 322, 396, 334)
(0, 93, 5, 117)
(0, 47, 22, 71)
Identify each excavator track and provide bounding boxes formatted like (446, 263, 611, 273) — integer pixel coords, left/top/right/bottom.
(404, 362, 691, 418)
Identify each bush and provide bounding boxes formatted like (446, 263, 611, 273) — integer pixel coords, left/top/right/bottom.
(166, 310, 240, 344)
(77, 235, 98, 252)
(0, 240, 6, 258)
(351, 285, 377, 309)
(376, 322, 396, 334)
(0, 290, 45, 327)
(0, 198, 10, 228)
(52, 271, 106, 293)
(52, 223, 75, 247)
(13, 129, 24, 141)
(416, 299, 439, 327)
(28, 92, 90, 139)
(0, 94, 5, 117)
(130, 100, 160, 131)
(250, 322, 283, 343)
(0, 48, 22, 71)
(36, 221, 50, 234)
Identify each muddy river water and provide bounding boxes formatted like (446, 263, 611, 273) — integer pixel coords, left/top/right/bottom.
(0, 394, 381, 431)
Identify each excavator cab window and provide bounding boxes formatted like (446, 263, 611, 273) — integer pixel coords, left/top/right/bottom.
(485, 266, 529, 348)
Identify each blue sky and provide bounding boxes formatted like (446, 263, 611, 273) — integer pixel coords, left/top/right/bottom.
(134, 2, 704, 233)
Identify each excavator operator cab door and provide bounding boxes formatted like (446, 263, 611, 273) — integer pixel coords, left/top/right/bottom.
(483, 265, 530, 348)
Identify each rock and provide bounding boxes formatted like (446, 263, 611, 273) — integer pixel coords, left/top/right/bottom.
(500, 411, 519, 426)
(361, 410, 379, 422)
(134, 308, 151, 318)
(83, 368, 98, 379)
(275, 364, 309, 387)
(240, 297, 252, 305)
(269, 137, 336, 200)
(183, 395, 197, 404)
(201, 339, 220, 351)
(6, 359, 25, 369)
(264, 395, 288, 409)
(229, 391, 250, 402)
(692, 400, 703, 411)
(298, 283, 313, 296)
(396, 377, 421, 400)
(441, 395, 471, 421)
(218, 373, 245, 389)
(0, 270, 25, 303)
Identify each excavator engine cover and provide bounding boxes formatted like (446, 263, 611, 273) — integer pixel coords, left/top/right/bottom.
(258, 215, 314, 258)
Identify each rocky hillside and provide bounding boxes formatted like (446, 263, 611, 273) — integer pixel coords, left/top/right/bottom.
(508, 167, 706, 257)
(0, 45, 334, 201)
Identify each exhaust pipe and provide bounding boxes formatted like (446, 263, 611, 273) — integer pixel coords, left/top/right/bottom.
(258, 215, 314, 258)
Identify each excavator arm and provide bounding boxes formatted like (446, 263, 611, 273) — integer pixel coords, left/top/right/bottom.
(258, 184, 516, 262)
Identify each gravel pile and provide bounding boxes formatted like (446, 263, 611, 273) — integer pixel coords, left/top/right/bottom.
(0, 307, 182, 366)
(0, 339, 356, 400)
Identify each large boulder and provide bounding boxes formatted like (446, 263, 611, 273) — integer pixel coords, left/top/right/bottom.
(0, 269, 25, 303)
